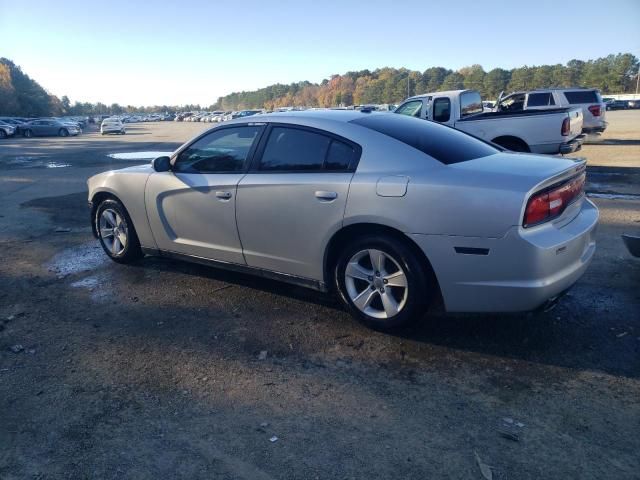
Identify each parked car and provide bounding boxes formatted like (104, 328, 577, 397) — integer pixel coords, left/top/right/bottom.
(87, 110, 598, 331)
(22, 119, 80, 137)
(604, 98, 628, 110)
(395, 89, 584, 154)
(101, 118, 126, 135)
(627, 99, 640, 109)
(495, 88, 607, 135)
(0, 121, 16, 138)
(0, 117, 28, 134)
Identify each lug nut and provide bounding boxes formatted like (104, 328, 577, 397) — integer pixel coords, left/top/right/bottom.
(379, 288, 385, 293)
(383, 279, 388, 284)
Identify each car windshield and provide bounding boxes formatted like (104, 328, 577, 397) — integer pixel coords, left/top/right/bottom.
(351, 114, 499, 164)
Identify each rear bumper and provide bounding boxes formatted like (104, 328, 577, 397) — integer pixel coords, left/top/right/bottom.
(559, 134, 585, 154)
(411, 198, 599, 312)
(582, 123, 608, 134)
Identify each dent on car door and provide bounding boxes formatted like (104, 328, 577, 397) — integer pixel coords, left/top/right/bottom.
(144, 125, 264, 263)
(236, 125, 360, 281)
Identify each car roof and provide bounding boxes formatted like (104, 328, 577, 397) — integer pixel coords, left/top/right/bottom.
(241, 109, 376, 123)
(405, 89, 473, 101)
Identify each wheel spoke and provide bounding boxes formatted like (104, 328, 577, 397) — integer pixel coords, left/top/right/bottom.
(380, 291, 400, 317)
(352, 288, 377, 311)
(368, 249, 385, 273)
(117, 231, 127, 246)
(384, 270, 407, 288)
(100, 228, 114, 238)
(345, 262, 372, 282)
(104, 211, 117, 227)
(112, 236, 121, 254)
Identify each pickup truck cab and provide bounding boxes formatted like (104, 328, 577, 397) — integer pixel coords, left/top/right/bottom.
(395, 89, 584, 154)
(496, 88, 606, 135)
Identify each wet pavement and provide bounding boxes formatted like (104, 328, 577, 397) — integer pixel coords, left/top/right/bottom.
(0, 117, 639, 479)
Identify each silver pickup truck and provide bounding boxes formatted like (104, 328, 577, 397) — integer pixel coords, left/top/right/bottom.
(395, 89, 584, 154)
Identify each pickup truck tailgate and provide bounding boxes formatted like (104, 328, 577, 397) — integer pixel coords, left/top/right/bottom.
(567, 107, 583, 138)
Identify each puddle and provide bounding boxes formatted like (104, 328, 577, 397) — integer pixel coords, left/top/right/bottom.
(2, 157, 71, 169)
(107, 151, 172, 160)
(47, 242, 108, 278)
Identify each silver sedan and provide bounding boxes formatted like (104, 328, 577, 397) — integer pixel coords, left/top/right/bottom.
(87, 111, 598, 330)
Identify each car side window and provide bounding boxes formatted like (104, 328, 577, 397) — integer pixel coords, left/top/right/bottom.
(259, 127, 330, 171)
(325, 139, 358, 171)
(174, 125, 262, 174)
(432, 98, 451, 122)
(527, 92, 554, 107)
(395, 100, 422, 118)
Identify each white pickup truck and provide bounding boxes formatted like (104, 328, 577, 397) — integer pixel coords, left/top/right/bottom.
(395, 89, 584, 154)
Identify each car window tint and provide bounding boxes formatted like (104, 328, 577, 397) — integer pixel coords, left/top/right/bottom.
(325, 139, 357, 171)
(174, 125, 261, 173)
(432, 98, 451, 122)
(564, 90, 599, 104)
(395, 100, 422, 118)
(527, 92, 554, 107)
(259, 127, 331, 171)
(351, 114, 499, 165)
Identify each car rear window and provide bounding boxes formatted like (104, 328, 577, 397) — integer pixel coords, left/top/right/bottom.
(564, 90, 599, 104)
(351, 114, 499, 164)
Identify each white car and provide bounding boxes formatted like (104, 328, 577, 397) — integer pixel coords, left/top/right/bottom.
(101, 118, 126, 135)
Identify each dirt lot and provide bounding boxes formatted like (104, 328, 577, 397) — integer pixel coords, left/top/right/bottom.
(1, 112, 639, 479)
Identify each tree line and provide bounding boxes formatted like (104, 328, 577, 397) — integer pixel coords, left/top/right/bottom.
(1, 54, 638, 117)
(215, 53, 639, 110)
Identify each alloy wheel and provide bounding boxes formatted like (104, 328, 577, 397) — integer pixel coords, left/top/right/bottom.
(344, 249, 408, 319)
(99, 208, 128, 256)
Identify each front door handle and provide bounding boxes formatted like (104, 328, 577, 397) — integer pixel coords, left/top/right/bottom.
(314, 191, 338, 201)
(215, 191, 232, 200)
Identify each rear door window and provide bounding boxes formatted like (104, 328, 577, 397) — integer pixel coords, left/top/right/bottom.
(432, 98, 451, 122)
(258, 126, 359, 172)
(564, 90, 599, 104)
(527, 92, 555, 107)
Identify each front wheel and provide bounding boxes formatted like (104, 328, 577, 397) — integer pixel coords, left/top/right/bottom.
(334, 235, 432, 331)
(95, 198, 143, 263)
(0, 130, 6, 139)
(59, 128, 69, 137)
(23, 129, 33, 138)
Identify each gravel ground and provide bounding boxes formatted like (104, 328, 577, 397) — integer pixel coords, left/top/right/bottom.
(0, 112, 639, 479)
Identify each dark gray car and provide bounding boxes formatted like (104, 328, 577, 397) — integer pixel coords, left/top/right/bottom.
(22, 119, 80, 138)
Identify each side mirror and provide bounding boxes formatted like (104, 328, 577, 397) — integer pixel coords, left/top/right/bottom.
(152, 156, 171, 172)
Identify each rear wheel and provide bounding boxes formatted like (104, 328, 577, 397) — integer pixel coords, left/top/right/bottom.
(493, 137, 529, 152)
(334, 234, 432, 330)
(23, 129, 33, 138)
(95, 198, 143, 263)
(0, 129, 6, 139)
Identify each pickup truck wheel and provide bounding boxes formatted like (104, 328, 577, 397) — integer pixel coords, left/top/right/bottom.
(493, 137, 530, 153)
(95, 198, 143, 263)
(334, 234, 431, 331)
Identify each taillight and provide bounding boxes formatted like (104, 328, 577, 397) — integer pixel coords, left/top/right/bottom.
(561, 117, 570, 136)
(588, 105, 601, 117)
(523, 173, 586, 227)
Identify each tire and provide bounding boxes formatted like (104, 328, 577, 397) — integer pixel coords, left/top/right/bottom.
(334, 234, 432, 331)
(0, 129, 6, 139)
(23, 129, 33, 138)
(120, 130, 126, 135)
(59, 128, 69, 137)
(95, 198, 143, 264)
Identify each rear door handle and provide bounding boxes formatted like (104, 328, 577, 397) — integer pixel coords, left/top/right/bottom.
(215, 191, 232, 200)
(315, 191, 338, 201)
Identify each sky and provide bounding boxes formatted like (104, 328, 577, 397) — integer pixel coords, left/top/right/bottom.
(1, 0, 639, 106)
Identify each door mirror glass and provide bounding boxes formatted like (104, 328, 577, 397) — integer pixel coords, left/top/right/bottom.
(152, 156, 171, 172)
